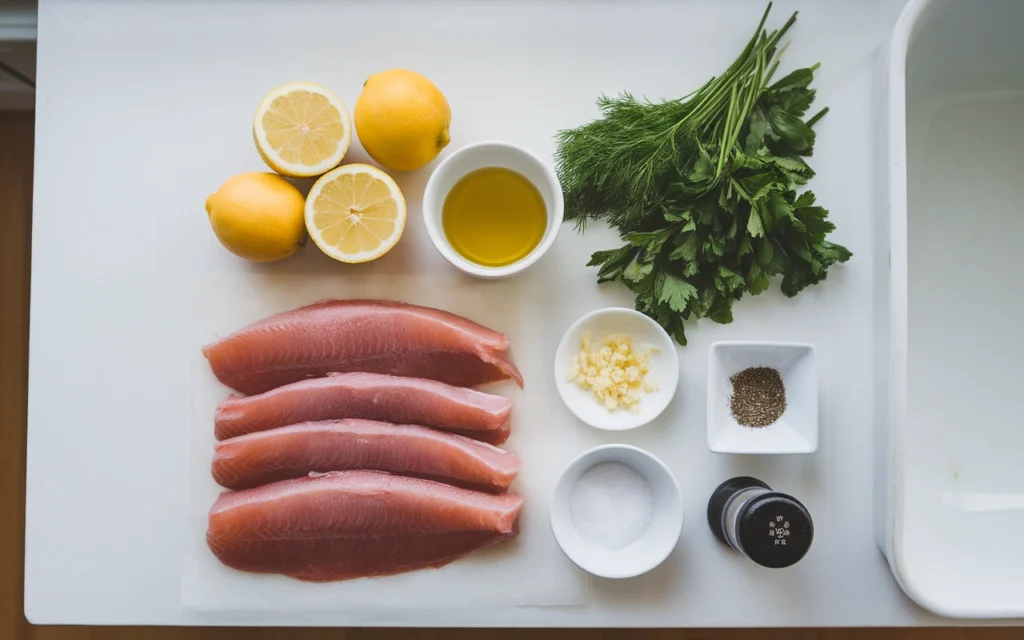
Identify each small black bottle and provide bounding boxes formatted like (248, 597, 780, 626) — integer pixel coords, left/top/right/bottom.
(706, 476, 813, 568)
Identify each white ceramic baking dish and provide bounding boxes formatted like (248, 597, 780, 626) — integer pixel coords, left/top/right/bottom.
(882, 0, 1024, 618)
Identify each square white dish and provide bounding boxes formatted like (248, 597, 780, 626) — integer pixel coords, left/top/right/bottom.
(707, 342, 818, 454)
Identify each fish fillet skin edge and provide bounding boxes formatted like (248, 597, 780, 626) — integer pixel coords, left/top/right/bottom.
(213, 372, 513, 444)
(206, 470, 524, 581)
(212, 419, 522, 493)
(202, 299, 524, 395)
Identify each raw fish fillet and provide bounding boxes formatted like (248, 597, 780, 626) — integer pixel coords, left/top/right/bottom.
(212, 419, 522, 493)
(201, 299, 523, 395)
(206, 470, 523, 581)
(214, 372, 513, 444)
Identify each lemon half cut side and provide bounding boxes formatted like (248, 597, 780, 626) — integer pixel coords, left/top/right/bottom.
(305, 164, 407, 263)
(254, 82, 352, 178)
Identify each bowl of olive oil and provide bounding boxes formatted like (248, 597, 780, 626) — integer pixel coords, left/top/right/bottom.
(423, 141, 563, 278)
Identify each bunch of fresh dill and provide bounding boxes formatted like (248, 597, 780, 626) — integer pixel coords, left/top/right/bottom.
(555, 3, 851, 346)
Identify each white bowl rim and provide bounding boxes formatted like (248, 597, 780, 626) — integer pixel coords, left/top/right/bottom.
(422, 140, 564, 279)
(554, 307, 679, 431)
(549, 443, 684, 579)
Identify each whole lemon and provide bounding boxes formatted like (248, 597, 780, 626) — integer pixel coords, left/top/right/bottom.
(205, 172, 306, 262)
(354, 69, 451, 172)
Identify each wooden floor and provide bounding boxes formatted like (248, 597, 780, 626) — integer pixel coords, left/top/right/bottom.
(1, 111, 1021, 640)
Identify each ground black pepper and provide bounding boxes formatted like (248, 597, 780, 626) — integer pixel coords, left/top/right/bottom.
(729, 366, 786, 428)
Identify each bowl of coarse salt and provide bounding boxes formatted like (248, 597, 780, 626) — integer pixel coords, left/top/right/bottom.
(550, 444, 683, 579)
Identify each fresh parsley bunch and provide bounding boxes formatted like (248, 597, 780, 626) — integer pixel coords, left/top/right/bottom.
(555, 4, 851, 346)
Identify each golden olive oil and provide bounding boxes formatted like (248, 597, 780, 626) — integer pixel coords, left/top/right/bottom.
(442, 167, 547, 267)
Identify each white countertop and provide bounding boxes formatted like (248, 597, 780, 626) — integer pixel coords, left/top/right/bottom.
(24, 0, 949, 627)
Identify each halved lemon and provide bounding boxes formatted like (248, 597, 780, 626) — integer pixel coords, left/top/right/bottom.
(253, 82, 352, 178)
(305, 164, 407, 263)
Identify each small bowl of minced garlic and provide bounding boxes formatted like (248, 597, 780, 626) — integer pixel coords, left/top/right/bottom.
(554, 307, 679, 431)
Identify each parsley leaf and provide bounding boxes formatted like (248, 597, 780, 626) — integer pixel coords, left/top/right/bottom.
(658, 275, 698, 312)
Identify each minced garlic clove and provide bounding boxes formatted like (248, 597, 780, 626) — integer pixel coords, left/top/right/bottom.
(567, 332, 658, 413)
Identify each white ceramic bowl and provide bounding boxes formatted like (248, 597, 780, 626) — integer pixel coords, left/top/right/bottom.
(422, 141, 563, 279)
(554, 308, 679, 431)
(707, 341, 818, 454)
(550, 444, 683, 579)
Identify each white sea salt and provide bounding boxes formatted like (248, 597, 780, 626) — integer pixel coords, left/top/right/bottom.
(568, 462, 654, 550)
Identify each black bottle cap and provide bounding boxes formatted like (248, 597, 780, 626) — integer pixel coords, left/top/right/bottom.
(736, 492, 813, 568)
(706, 476, 771, 546)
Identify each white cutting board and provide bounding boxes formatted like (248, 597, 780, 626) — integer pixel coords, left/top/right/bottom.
(26, 0, 938, 626)
(183, 274, 594, 609)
